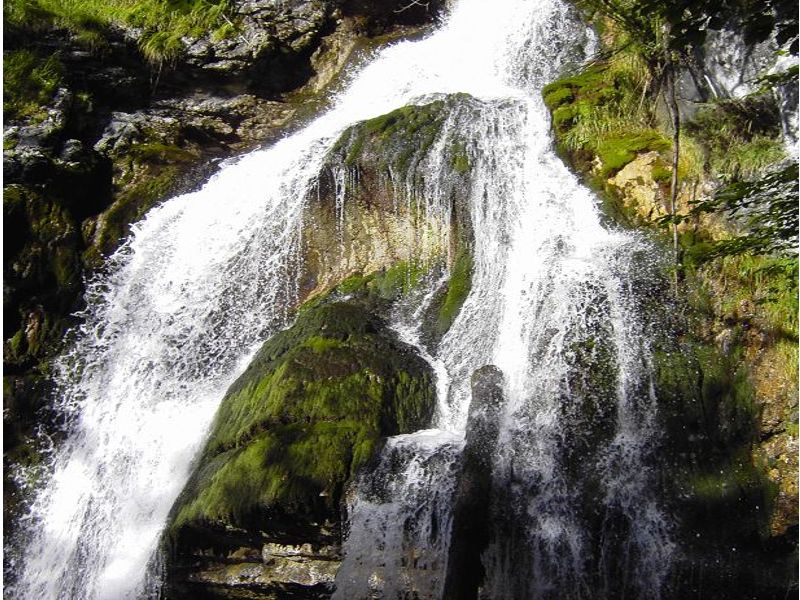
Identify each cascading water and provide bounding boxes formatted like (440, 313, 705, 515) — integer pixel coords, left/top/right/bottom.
(12, 0, 675, 598)
(333, 0, 676, 599)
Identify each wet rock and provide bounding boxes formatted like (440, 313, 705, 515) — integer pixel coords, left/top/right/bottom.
(166, 274, 439, 597)
(179, 0, 333, 93)
(185, 542, 340, 590)
(442, 365, 504, 600)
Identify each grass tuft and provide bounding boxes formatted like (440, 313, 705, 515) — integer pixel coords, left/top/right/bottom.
(4, 0, 234, 64)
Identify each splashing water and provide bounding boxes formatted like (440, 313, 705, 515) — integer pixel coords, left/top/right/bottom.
(333, 0, 676, 598)
(12, 0, 674, 598)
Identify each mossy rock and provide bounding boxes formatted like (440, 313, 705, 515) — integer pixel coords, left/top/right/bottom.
(428, 245, 472, 340)
(170, 274, 436, 533)
(330, 93, 476, 177)
(595, 131, 670, 177)
(83, 161, 195, 268)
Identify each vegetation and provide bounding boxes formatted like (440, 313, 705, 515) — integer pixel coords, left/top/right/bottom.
(435, 248, 473, 335)
(4, 0, 233, 64)
(542, 55, 669, 177)
(332, 95, 478, 179)
(541, 0, 798, 560)
(171, 267, 437, 529)
(3, 49, 65, 121)
(571, 0, 797, 290)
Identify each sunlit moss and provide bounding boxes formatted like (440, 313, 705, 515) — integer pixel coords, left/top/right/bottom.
(170, 282, 436, 530)
(3, 49, 64, 121)
(5, 0, 233, 64)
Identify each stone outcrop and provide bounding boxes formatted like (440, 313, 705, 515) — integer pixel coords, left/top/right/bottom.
(163, 97, 476, 598)
(165, 280, 437, 598)
(542, 11, 798, 597)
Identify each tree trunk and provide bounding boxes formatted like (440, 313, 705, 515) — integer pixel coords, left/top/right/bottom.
(664, 64, 682, 294)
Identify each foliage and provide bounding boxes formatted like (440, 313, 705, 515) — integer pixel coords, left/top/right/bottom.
(4, 0, 233, 64)
(664, 163, 798, 266)
(543, 54, 671, 178)
(685, 96, 785, 180)
(578, 0, 798, 58)
(3, 49, 65, 120)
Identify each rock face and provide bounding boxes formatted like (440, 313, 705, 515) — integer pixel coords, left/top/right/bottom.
(180, 0, 333, 90)
(300, 97, 474, 299)
(542, 10, 798, 598)
(166, 278, 438, 598)
(164, 98, 476, 598)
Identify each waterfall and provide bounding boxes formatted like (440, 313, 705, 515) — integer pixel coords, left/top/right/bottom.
(12, 0, 674, 598)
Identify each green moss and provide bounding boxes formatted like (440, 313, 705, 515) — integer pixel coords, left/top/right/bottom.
(332, 97, 476, 179)
(552, 104, 577, 130)
(451, 141, 470, 173)
(171, 288, 436, 530)
(689, 454, 768, 501)
(8, 329, 26, 359)
(656, 340, 758, 445)
(652, 164, 672, 183)
(595, 131, 670, 176)
(340, 101, 447, 173)
(51, 245, 79, 289)
(174, 421, 374, 528)
(543, 86, 575, 111)
(84, 164, 186, 265)
(4, 134, 19, 151)
(128, 142, 195, 164)
(436, 248, 472, 336)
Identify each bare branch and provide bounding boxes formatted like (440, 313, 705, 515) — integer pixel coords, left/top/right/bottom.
(394, 0, 430, 14)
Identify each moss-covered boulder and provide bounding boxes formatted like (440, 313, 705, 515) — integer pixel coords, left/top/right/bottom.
(166, 269, 437, 597)
(172, 298, 435, 531)
(300, 95, 476, 307)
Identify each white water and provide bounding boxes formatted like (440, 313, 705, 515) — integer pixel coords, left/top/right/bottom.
(333, 0, 675, 598)
(13, 0, 674, 598)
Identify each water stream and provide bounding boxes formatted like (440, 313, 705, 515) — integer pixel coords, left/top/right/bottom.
(13, 0, 674, 598)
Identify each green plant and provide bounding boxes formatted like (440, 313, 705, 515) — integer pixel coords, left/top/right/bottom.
(4, 0, 234, 65)
(3, 49, 64, 120)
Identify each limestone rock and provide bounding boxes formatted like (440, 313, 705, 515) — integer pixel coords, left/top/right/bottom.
(606, 150, 667, 221)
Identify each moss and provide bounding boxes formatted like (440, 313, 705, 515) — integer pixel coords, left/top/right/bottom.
(8, 329, 27, 360)
(174, 421, 373, 528)
(451, 141, 470, 173)
(595, 131, 670, 177)
(651, 163, 672, 183)
(84, 163, 186, 265)
(336, 101, 447, 173)
(543, 86, 575, 111)
(436, 248, 472, 336)
(331, 95, 475, 179)
(51, 244, 79, 289)
(127, 142, 195, 164)
(552, 104, 578, 130)
(171, 285, 436, 530)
